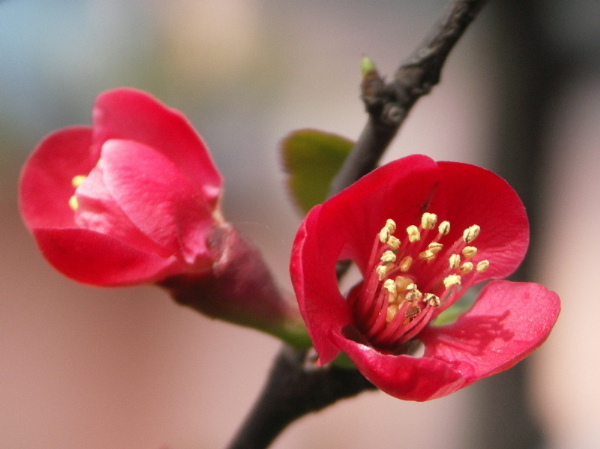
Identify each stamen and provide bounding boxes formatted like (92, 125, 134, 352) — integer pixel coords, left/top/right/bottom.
(406, 225, 420, 242)
(380, 250, 396, 264)
(385, 219, 397, 233)
(421, 212, 437, 230)
(383, 279, 397, 299)
(424, 293, 440, 307)
(428, 242, 443, 253)
(448, 254, 461, 269)
(376, 265, 389, 280)
(460, 262, 474, 274)
(71, 175, 87, 188)
(379, 227, 390, 243)
(68, 195, 79, 210)
(462, 225, 480, 243)
(406, 288, 423, 302)
(419, 250, 436, 261)
(476, 260, 490, 273)
(379, 219, 397, 243)
(438, 221, 450, 235)
(399, 256, 413, 272)
(387, 236, 400, 250)
(462, 246, 477, 258)
(443, 274, 461, 289)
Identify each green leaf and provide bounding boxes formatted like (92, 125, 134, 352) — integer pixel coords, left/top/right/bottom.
(281, 129, 354, 214)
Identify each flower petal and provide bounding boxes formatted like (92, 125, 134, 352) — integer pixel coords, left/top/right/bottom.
(19, 127, 94, 229)
(75, 162, 173, 258)
(33, 228, 183, 286)
(291, 207, 352, 364)
(436, 162, 529, 279)
(321, 155, 441, 273)
(101, 139, 215, 266)
(92, 88, 222, 207)
(331, 330, 465, 401)
(420, 280, 560, 384)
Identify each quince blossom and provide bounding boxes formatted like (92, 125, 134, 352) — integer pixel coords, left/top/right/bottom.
(20, 88, 222, 286)
(290, 155, 560, 401)
(19, 88, 306, 342)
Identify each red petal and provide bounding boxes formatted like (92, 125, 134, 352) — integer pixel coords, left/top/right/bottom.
(435, 162, 529, 279)
(19, 127, 94, 229)
(331, 330, 465, 401)
(75, 162, 173, 258)
(420, 280, 560, 384)
(33, 228, 183, 286)
(101, 139, 215, 266)
(291, 208, 352, 364)
(91, 88, 222, 207)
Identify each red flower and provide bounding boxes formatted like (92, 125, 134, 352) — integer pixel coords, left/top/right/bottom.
(19, 88, 223, 286)
(290, 155, 560, 401)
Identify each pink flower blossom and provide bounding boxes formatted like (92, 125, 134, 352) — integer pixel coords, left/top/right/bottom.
(291, 154, 560, 401)
(20, 88, 223, 286)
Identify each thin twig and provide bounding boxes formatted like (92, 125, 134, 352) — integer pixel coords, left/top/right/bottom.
(328, 0, 489, 198)
(226, 346, 376, 449)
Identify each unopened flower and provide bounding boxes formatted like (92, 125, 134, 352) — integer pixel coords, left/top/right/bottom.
(291, 154, 560, 401)
(20, 88, 223, 285)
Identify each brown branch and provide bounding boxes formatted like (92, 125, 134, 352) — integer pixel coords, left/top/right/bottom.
(226, 346, 376, 449)
(328, 0, 489, 198)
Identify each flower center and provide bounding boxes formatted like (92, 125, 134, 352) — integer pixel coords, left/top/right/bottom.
(348, 213, 489, 352)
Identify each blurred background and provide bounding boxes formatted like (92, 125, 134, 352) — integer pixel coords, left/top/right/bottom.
(1, 1, 599, 448)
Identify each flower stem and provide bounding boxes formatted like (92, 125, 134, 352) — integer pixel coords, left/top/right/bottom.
(226, 345, 376, 449)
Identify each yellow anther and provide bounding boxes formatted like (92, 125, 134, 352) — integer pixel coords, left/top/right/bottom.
(376, 265, 390, 280)
(380, 250, 396, 264)
(449, 254, 461, 269)
(406, 283, 417, 291)
(386, 304, 399, 322)
(443, 274, 462, 289)
(462, 225, 481, 243)
(71, 175, 87, 188)
(385, 218, 397, 234)
(379, 227, 390, 243)
(406, 225, 420, 242)
(462, 246, 477, 258)
(428, 242, 443, 253)
(438, 220, 450, 235)
(394, 276, 413, 292)
(399, 256, 413, 272)
(460, 262, 474, 274)
(383, 278, 397, 297)
(476, 260, 490, 273)
(421, 212, 437, 230)
(68, 195, 79, 210)
(424, 293, 441, 307)
(387, 236, 400, 250)
(406, 288, 423, 302)
(379, 219, 397, 243)
(419, 249, 436, 261)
